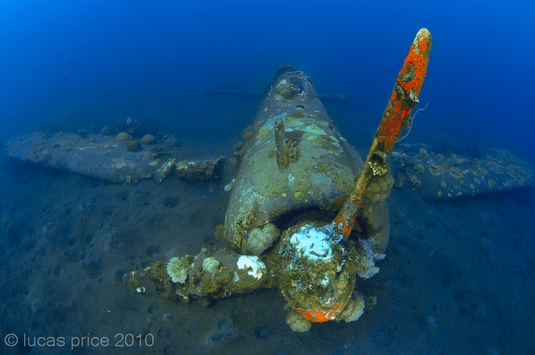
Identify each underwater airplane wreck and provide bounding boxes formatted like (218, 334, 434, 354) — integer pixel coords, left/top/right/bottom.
(131, 28, 432, 332)
(3, 29, 533, 331)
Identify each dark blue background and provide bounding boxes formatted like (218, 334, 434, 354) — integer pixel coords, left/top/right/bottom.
(1, 0, 533, 163)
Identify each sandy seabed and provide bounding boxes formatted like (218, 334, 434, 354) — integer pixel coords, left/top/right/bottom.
(1, 97, 534, 355)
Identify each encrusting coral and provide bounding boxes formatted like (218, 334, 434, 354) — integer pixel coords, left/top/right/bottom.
(166, 256, 192, 284)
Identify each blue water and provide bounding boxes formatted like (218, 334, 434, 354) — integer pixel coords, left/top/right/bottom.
(1, 0, 534, 162)
(1, 1, 534, 354)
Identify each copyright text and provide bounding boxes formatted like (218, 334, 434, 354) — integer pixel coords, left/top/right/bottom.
(4, 333, 154, 350)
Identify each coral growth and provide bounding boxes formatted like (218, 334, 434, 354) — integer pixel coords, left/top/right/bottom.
(278, 138, 299, 169)
(166, 256, 192, 284)
(354, 239, 385, 279)
(116, 132, 132, 142)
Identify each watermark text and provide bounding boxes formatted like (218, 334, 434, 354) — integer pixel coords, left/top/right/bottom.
(4, 333, 154, 350)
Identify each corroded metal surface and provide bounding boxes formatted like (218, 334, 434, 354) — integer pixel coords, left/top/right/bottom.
(3, 132, 223, 184)
(392, 145, 534, 201)
(223, 70, 389, 255)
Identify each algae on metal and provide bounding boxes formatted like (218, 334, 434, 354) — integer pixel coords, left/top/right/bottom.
(224, 81, 362, 253)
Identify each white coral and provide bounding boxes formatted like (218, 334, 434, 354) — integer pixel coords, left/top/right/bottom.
(166, 257, 189, 284)
(356, 239, 385, 279)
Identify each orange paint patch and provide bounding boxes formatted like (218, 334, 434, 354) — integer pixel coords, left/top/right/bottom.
(334, 215, 345, 225)
(377, 29, 431, 154)
(333, 29, 431, 241)
(295, 303, 345, 323)
(334, 213, 356, 238)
